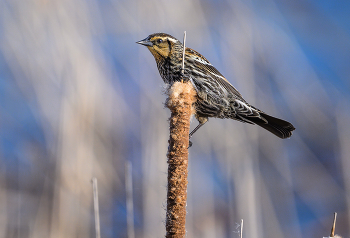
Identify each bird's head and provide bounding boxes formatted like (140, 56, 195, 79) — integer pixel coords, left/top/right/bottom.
(136, 33, 182, 60)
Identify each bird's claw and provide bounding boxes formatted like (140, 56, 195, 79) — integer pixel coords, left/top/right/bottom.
(188, 140, 193, 148)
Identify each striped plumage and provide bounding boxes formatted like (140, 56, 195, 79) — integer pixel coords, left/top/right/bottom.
(137, 33, 295, 139)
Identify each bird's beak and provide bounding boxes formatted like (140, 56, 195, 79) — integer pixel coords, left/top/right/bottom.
(136, 38, 153, 47)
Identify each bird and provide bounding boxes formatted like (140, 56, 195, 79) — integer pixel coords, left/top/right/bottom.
(137, 33, 295, 141)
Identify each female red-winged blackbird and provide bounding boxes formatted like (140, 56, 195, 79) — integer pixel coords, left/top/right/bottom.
(137, 33, 295, 139)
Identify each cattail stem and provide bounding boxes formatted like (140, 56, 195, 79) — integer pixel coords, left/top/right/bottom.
(165, 81, 196, 238)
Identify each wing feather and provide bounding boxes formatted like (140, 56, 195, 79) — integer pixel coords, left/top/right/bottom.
(186, 47, 264, 120)
(186, 48, 244, 101)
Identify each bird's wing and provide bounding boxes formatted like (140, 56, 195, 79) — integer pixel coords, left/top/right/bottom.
(186, 48, 263, 120)
(186, 48, 244, 101)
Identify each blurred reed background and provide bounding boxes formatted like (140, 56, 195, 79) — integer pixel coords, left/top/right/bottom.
(0, 0, 349, 237)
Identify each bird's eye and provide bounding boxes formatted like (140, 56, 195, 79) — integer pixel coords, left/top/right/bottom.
(156, 39, 163, 44)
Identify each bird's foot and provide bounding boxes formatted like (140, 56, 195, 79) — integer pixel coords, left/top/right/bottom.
(188, 140, 193, 148)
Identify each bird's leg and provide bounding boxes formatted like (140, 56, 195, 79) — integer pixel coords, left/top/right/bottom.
(188, 119, 208, 147)
(189, 123, 204, 139)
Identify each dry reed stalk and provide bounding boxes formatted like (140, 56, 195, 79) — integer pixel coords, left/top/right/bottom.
(330, 212, 337, 237)
(165, 80, 196, 238)
(324, 213, 342, 238)
(92, 178, 101, 238)
(125, 161, 135, 238)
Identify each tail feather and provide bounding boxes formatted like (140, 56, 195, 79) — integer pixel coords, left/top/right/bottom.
(249, 112, 295, 139)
